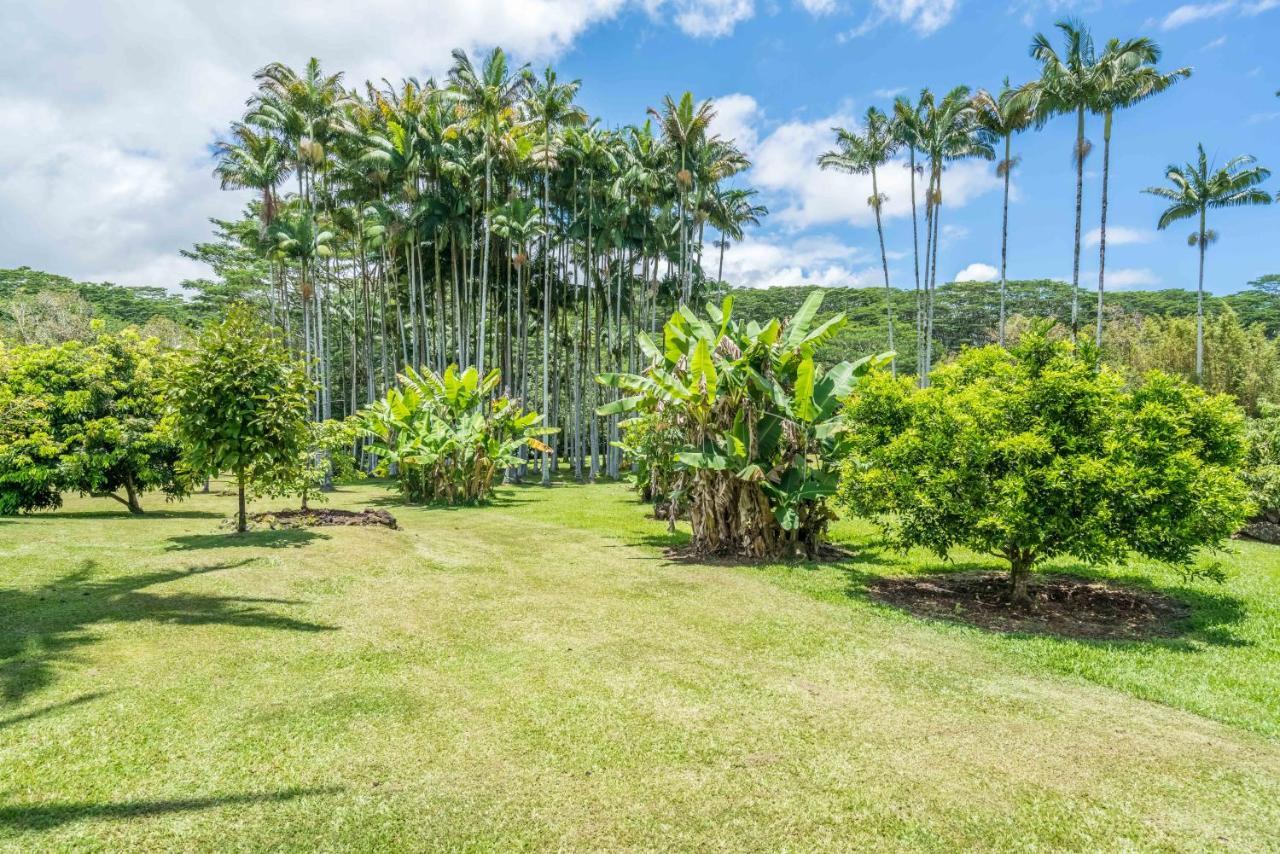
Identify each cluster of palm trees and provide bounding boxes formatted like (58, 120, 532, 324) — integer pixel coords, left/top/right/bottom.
(820, 19, 1210, 385)
(213, 50, 763, 482)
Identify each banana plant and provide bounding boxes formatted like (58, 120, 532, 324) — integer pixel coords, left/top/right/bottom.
(361, 365, 555, 505)
(598, 291, 885, 559)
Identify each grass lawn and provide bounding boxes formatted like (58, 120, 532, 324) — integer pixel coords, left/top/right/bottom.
(1, 477, 1278, 850)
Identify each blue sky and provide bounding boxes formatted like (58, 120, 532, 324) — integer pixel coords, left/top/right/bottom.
(1, 0, 1276, 294)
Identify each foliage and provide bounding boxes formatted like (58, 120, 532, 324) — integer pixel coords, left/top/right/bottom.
(0, 267, 195, 342)
(361, 365, 554, 505)
(840, 325, 1249, 604)
(1244, 403, 1280, 525)
(600, 291, 880, 559)
(274, 416, 366, 510)
(0, 328, 190, 515)
(169, 304, 312, 532)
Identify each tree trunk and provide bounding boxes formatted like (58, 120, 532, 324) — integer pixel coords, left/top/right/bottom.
(1096, 110, 1112, 347)
(542, 152, 552, 486)
(124, 474, 143, 515)
(1197, 208, 1207, 382)
(1070, 104, 1085, 342)
(999, 134, 1011, 348)
(1009, 552, 1033, 608)
(236, 469, 248, 534)
(871, 165, 895, 378)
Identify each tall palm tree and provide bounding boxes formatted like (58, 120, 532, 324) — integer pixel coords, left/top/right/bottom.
(1144, 145, 1272, 380)
(648, 92, 716, 304)
(819, 106, 899, 375)
(447, 47, 530, 377)
(707, 186, 766, 283)
(918, 87, 993, 385)
(529, 67, 585, 484)
(972, 83, 1034, 347)
(1026, 19, 1105, 340)
(1091, 38, 1190, 345)
(892, 94, 927, 375)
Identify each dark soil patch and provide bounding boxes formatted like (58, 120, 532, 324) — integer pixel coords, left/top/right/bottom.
(868, 571, 1190, 641)
(663, 542, 851, 565)
(250, 508, 398, 530)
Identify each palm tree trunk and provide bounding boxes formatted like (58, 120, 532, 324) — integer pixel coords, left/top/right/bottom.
(1071, 104, 1085, 341)
(541, 153, 552, 486)
(1095, 110, 1113, 347)
(871, 166, 895, 378)
(1196, 207, 1206, 382)
(478, 156, 492, 376)
(999, 134, 1011, 348)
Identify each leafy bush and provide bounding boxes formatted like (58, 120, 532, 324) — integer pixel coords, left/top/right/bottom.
(840, 325, 1249, 604)
(361, 365, 553, 505)
(275, 416, 367, 510)
(169, 305, 312, 532)
(600, 292, 879, 559)
(0, 328, 189, 515)
(1244, 402, 1280, 525)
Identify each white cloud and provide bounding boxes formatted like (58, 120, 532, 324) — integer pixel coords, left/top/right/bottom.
(0, 0, 758, 290)
(796, 0, 838, 13)
(1095, 268, 1161, 289)
(1084, 226, 1155, 247)
(719, 233, 881, 288)
(709, 93, 762, 152)
(663, 0, 754, 36)
(1157, 2, 1235, 30)
(750, 108, 1001, 229)
(1201, 35, 1228, 50)
(1244, 0, 1280, 12)
(954, 262, 998, 282)
(841, 0, 958, 39)
(873, 86, 906, 99)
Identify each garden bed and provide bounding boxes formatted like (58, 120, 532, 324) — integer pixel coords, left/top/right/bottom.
(868, 571, 1190, 641)
(249, 508, 398, 529)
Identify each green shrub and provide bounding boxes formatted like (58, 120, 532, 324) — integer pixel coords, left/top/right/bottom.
(600, 292, 880, 559)
(840, 324, 1249, 604)
(0, 328, 189, 515)
(360, 365, 553, 505)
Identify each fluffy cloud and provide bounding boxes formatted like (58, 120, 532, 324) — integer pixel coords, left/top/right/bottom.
(954, 263, 998, 282)
(0, 0, 774, 289)
(749, 107, 1001, 229)
(719, 234, 881, 288)
(709, 93, 763, 151)
(1156, 2, 1236, 30)
(1084, 226, 1155, 247)
(1093, 268, 1161, 289)
(840, 0, 958, 39)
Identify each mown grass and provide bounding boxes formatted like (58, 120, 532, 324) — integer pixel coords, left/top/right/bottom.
(0, 477, 1277, 851)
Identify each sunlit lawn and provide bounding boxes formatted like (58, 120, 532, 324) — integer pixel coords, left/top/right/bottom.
(0, 476, 1277, 850)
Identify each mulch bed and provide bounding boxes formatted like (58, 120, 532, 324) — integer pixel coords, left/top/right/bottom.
(867, 571, 1190, 641)
(249, 508, 398, 530)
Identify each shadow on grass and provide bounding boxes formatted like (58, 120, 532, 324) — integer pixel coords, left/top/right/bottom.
(0, 560, 334, 704)
(165, 529, 328, 551)
(20, 510, 225, 521)
(0, 786, 341, 831)
(838, 556, 1250, 650)
(0, 691, 111, 731)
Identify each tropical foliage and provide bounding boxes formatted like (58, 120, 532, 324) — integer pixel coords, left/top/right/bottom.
(840, 324, 1249, 604)
(360, 365, 554, 505)
(169, 305, 312, 532)
(600, 292, 881, 559)
(0, 329, 189, 515)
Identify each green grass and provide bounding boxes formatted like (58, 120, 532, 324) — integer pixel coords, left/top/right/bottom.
(0, 478, 1278, 851)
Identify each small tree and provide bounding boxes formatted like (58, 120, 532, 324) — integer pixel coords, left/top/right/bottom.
(170, 305, 311, 533)
(0, 329, 189, 515)
(841, 325, 1249, 605)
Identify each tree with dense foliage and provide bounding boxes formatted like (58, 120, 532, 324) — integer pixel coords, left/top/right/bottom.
(601, 292, 879, 559)
(361, 365, 553, 505)
(840, 325, 1249, 605)
(169, 305, 312, 533)
(819, 106, 898, 377)
(1144, 144, 1272, 380)
(0, 329, 189, 515)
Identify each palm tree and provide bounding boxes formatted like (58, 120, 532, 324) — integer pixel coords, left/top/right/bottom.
(819, 106, 899, 375)
(972, 83, 1034, 347)
(1144, 145, 1272, 380)
(529, 67, 585, 484)
(1026, 19, 1105, 340)
(648, 92, 716, 304)
(892, 94, 927, 375)
(707, 186, 766, 283)
(447, 47, 530, 377)
(1091, 38, 1190, 344)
